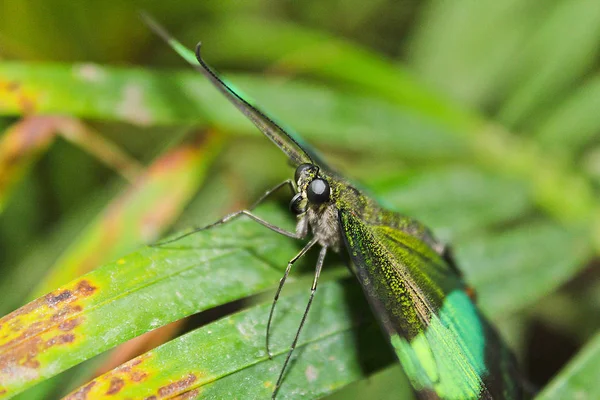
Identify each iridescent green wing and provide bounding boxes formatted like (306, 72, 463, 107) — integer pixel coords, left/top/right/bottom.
(142, 14, 327, 167)
(338, 208, 523, 400)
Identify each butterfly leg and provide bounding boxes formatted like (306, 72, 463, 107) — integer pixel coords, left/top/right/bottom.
(266, 236, 319, 358)
(272, 245, 327, 399)
(151, 179, 298, 246)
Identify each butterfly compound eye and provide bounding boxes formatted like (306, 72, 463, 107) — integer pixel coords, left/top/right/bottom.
(294, 163, 313, 183)
(307, 178, 330, 204)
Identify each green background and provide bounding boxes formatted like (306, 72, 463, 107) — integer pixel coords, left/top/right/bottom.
(0, 0, 599, 398)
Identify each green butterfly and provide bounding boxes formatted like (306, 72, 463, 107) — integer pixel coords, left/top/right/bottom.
(143, 15, 526, 400)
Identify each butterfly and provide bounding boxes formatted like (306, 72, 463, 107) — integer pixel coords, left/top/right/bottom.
(143, 14, 526, 399)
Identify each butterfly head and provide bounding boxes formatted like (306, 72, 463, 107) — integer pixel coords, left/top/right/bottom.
(289, 163, 331, 215)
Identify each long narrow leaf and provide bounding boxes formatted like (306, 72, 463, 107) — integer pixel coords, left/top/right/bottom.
(31, 131, 224, 297)
(0, 205, 300, 397)
(63, 279, 398, 400)
(0, 62, 465, 161)
(536, 331, 600, 399)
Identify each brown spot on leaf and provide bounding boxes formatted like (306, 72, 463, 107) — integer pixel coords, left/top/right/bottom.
(76, 280, 97, 296)
(130, 357, 145, 367)
(61, 334, 75, 343)
(58, 317, 82, 332)
(0, 80, 38, 113)
(0, 271, 97, 388)
(91, 352, 152, 391)
(6, 81, 20, 91)
(157, 374, 197, 397)
(0, 315, 81, 382)
(144, 396, 157, 400)
(64, 381, 96, 400)
(0, 151, 21, 168)
(172, 389, 200, 400)
(23, 358, 40, 369)
(46, 290, 73, 307)
(45, 333, 75, 347)
(131, 370, 148, 382)
(106, 377, 125, 395)
(113, 352, 149, 375)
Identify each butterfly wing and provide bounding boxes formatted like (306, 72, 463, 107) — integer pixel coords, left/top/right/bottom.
(142, 13, 328, 168)
(338, 208, 523, 400)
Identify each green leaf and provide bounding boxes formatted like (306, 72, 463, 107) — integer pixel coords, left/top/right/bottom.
(0, 62, 466, 161)
(0, 182, 121, 316)
(372, 166, 532, 241)
(498, 0, 600, 128)
(535, 74, 600, 156)
(408, 0, 536, 109)
(3, 200, 575, 398)
(31, 131, 224, 297)
(456, 221, 593, 316)
(0, 118, 55, 213)
(2, 3, 600, 398)
(193, 16, 479, 132)
(325, 364, 413, 400)
(63, 279, 397, 399)
(536, 331, 600, 400)
(0, 204, 299, 397)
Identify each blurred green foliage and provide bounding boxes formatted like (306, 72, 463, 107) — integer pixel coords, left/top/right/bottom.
(0, 0, 599, 399)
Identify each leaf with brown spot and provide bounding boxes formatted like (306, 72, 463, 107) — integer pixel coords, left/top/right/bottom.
(0, 204, 300, 397)
(62, 280, 393, 400)
(0, 78, 38, 114)
(105, 377, 125, 395)
(0, 62, 465, 162)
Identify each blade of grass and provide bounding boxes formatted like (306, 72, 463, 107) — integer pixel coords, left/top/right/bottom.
(30, 130, 224, 298)
(0, 203, 300, 397)
(151, 22, 600, 237)
(498, 0, 600, 129)
(3, 27, 596, 234)
(2, 49, 598, 236)
(534, 74, 600, 157)
(372, 165, 532, 241)
(407, 0, 538, 109)
(62, 279, 398, 400)
(0, 116, 143, 213)
(0, 181, 123, 316)
(1, 201, 585, 397)
(0, 117, 58, 213)
(187, 16, 478, 132)
(0, 62, 466, 161)
(536, 331, 600, 400)
(1, 201, 581, 397)
(456, 221, 592, 316)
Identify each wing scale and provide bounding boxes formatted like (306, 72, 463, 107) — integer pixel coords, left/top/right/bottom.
(339, 208, 523, 399)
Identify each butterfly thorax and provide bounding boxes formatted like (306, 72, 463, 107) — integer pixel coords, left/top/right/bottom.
(305, 203, 342, 251)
